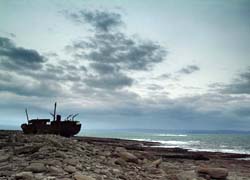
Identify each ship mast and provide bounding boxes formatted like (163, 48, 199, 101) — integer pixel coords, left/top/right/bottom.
(25, 108, 29, 122)
(53, 102, 57, 121)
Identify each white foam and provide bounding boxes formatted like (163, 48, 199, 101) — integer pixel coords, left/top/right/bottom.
(132, 138, 153, 142)
(155, 134, 187, 137)
(189, 148, 250, 155)
(131, 138, 250, 155)
(219, 145, 228, 148)
(162, 140, 200, 145)
(132, 139, 199, 146)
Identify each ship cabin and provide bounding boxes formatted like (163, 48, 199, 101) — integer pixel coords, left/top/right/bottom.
(28, 119, 50, 125)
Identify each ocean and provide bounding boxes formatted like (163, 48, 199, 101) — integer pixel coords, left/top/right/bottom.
(81, 129, 250, 155)
(1, 125, 250, 155)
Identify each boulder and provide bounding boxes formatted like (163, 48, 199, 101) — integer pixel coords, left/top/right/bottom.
(26, 162, 46, 173)
(114, 158, 127, 166)
(115, 147, 127, 152)
(150, 158, 162, 168)
(64, 165, 77, 173)
(48, 166, 65, 175)
(197, 167, 228, 179)
(117, 151, 138, 163)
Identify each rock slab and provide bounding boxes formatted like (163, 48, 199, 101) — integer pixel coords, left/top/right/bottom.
(197, 167, 228, 179)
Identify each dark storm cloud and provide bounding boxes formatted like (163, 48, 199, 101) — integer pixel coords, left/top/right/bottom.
(0, 72, 61, 97)
(90, 62, 116, 74)
(0, 37, 45, 71)
(178, 65, 200, 74)
(73, 33, 166, 71)
(68, 9, 123, 32)
(0, 37, 83, 97)
(65, 9, 167, 91)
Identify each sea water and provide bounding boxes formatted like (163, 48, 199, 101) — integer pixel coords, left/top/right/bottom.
(81, 129, 250, 154)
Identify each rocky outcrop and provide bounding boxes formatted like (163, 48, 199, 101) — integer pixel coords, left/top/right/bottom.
(0, 130, 249, 180)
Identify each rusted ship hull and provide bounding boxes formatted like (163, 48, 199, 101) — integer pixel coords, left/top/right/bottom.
(21, 103, 82, 137)
(21, 122, 81, 137)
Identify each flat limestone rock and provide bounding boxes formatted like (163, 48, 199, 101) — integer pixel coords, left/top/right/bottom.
(115, 147, 127, 152)
(64, 165, 77, 173)
(118, 151, 138, 163)
(15, 145, 41, 155)
(197, 167, 229, 179)
(48, 166, 65, 174)
(0, 155, 10, 162)
(26, 162, 46, 173)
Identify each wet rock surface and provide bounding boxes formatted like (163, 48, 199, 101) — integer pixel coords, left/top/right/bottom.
(0, 130, 250, 180)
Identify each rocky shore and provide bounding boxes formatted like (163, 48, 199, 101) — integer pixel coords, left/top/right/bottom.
(1, 130, 250, 180)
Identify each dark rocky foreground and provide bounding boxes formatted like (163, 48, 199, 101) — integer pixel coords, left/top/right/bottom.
(0, 130, 250, 180)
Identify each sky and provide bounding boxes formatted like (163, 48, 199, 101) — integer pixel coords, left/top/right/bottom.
(0, 0, 250, 130)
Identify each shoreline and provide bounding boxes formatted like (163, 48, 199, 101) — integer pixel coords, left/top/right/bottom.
(76, 135, 250, 160)
(77, 134, 250, 157)
(1, 130, 250, 179)
(2, 129, 250, 156)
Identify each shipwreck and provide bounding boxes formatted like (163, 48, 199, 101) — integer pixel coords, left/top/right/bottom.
(21, 103, 81, 137)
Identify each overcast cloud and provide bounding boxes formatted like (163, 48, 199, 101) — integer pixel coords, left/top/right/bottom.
(0, 1, 250, 130)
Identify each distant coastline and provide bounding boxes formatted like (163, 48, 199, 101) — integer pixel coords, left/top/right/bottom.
(0, 124, 21, 130)
(2, 125, 250, 134)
